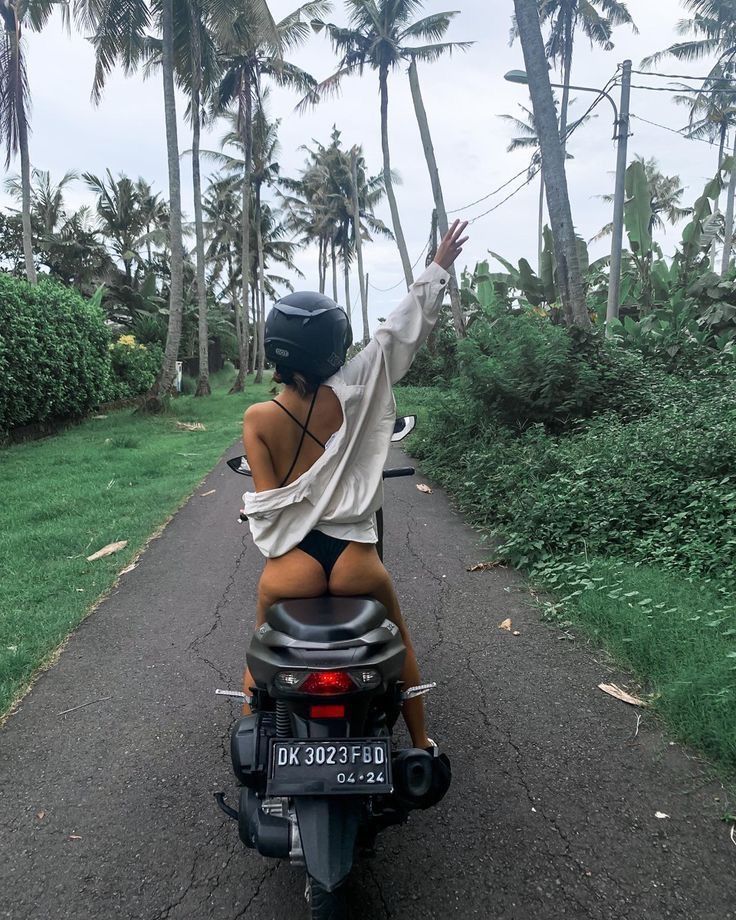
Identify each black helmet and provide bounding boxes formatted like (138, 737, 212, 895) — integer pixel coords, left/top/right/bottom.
(264, 291, 352, 379)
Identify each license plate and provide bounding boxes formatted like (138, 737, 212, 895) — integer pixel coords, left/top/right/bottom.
(267, 739, 392, 796)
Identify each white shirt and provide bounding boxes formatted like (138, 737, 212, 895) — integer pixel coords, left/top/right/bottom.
(242, 261, 450, 558)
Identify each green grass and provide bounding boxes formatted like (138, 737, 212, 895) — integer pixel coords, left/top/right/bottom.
(534, 557, 736, 769)
(0, 372, 271, 716)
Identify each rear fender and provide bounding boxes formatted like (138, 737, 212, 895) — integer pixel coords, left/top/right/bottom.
(294, 796, 363, 891)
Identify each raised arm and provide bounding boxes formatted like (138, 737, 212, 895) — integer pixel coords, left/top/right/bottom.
(343, 220, 469, 386)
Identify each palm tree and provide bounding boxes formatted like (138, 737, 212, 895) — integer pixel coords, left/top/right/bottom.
(592, 156, 692, 242)
(212, 0, 323, 391)
(312, 1, 470, 294)
(641, 1, 736, 272)
(280, 148, 339, 295)
(280, 129, 390, 333)
(512, 0, 590, 330)
(203, 172, 242, 349)
(83, 170, 148, 286)
(170, 0, 220, 396)
(76, 0, 185, 401)
(500, 105, 546, 272)
(6, 167, 78, 236)
(512, 0, 636, 147)
(0, 1, 65, 283)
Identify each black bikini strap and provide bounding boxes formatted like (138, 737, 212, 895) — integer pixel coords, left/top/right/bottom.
(271, 397, 326, 449)
(279, 388, 321, 488)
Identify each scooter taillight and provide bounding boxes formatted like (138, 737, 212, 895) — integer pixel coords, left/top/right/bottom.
(301, 670, 355, 695)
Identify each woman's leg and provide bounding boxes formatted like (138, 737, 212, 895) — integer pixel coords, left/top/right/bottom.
(328, 542, 431, 749)
(242, 548, 327, 713)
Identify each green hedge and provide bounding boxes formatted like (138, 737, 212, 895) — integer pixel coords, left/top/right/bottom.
(0, 274, 111, 432)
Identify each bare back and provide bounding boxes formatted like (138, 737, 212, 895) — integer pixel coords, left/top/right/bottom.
(243, 385, 344, 493)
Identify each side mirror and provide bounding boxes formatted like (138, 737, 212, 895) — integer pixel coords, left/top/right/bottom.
(391, 415, 417, 442)
(226, 455, 252, 477)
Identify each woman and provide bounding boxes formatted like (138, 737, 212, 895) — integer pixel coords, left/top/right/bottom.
(241, 219, 469, 752)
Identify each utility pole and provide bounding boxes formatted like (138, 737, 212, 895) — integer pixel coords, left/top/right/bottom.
(350, 147, 369, 344)
(606, 59, 632, 333)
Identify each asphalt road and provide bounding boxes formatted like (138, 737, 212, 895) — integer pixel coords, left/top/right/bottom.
(1, 446, 734, 920)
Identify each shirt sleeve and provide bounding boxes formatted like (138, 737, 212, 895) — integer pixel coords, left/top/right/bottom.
(340, 261, 451, 387)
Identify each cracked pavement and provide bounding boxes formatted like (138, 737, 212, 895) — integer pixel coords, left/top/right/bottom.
(1, 446, 735, 919)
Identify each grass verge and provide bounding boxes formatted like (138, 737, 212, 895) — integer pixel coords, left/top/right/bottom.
(534, 556, 736, 769)
(0, 372, 270, 717)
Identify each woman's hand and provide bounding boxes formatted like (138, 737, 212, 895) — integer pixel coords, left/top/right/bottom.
(433, 219, 469, 271)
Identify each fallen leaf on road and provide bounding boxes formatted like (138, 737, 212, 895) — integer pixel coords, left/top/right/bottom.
(93, 414, 107, 419)
(499, 618, 512, 631)
(512, 630, 521, 636)
(200, 489, 216, 497)
(416, 483, 432, 494)
(119, 562, 137, 575)
(467, 561, 506, 572)
(68, 835, 82, 840)
(176, 421, 205, 431)
(655, 812, 670, 820)
(36, 811, 46, 820)
(598, 683, 646, 707)
(86, 540, 128, 562)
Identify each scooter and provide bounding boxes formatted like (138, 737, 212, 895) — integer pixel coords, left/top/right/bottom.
(215, 415, 449, 920)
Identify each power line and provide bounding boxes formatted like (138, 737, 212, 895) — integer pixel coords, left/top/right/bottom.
(631, 68, 734, 82)
(466, 85, 615, 226)
(446, 165, 533, 215)
(628, 82, 736, 94)
(630, 113, 719, 147)
(447, 74, 619, 217)
(367, 241, 429, 293)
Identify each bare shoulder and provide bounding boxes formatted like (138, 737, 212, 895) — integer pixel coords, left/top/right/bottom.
(243, 400, 274, 430)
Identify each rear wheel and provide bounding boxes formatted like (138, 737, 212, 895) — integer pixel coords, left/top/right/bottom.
(307, 876, 348, 920)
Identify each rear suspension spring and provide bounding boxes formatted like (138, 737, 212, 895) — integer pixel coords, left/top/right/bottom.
(276, 701, 291, 738)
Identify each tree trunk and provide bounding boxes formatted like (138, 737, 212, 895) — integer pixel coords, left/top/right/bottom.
(712, 121, 728, 270)
(151, 0, 185, 400)
(9, 16, 36, 284)
(407, 59, 464, 336)
(538, 171, 545, 273)
(350, 148, 369, 344)
(228, 247, 241, 376)
(558, 11, 574, 151)
(379, 63, 413, 289)
(232, 79, 253, 392)
(249, 283, 257, 373)
(254, 180, 265, 384)
(343, 244, 351, 314)
(331, 236, 338, 302)
(190, 8, 210, 397)
(513, 0, 590, 331)
(318, 235, 325, 293)
(721, 133, 736, 276)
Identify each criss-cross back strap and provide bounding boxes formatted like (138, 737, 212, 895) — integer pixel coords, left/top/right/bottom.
(275, 388, 323, 488)
(271, 396, 326, 450)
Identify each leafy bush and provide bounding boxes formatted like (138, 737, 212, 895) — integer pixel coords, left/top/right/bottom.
(0, 275, 111, 432)
(403, 371, 736, 586)
(402, 312, 458, 386)
(107, 334, 162, 400)
(454, 309, 659, 431)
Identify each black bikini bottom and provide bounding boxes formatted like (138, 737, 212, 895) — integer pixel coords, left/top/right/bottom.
(296, 529, 350, 579)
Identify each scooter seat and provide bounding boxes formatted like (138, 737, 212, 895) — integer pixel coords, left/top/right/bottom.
(266, 596, 388, 643)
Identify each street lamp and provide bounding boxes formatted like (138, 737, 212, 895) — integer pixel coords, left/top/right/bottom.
(504, 62, 633, 331)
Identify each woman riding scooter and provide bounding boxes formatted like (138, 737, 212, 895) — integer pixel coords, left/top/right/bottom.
(240, 219, 469, 757)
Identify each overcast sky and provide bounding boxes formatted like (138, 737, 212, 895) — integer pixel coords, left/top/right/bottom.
(6, 0, 725, 328)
